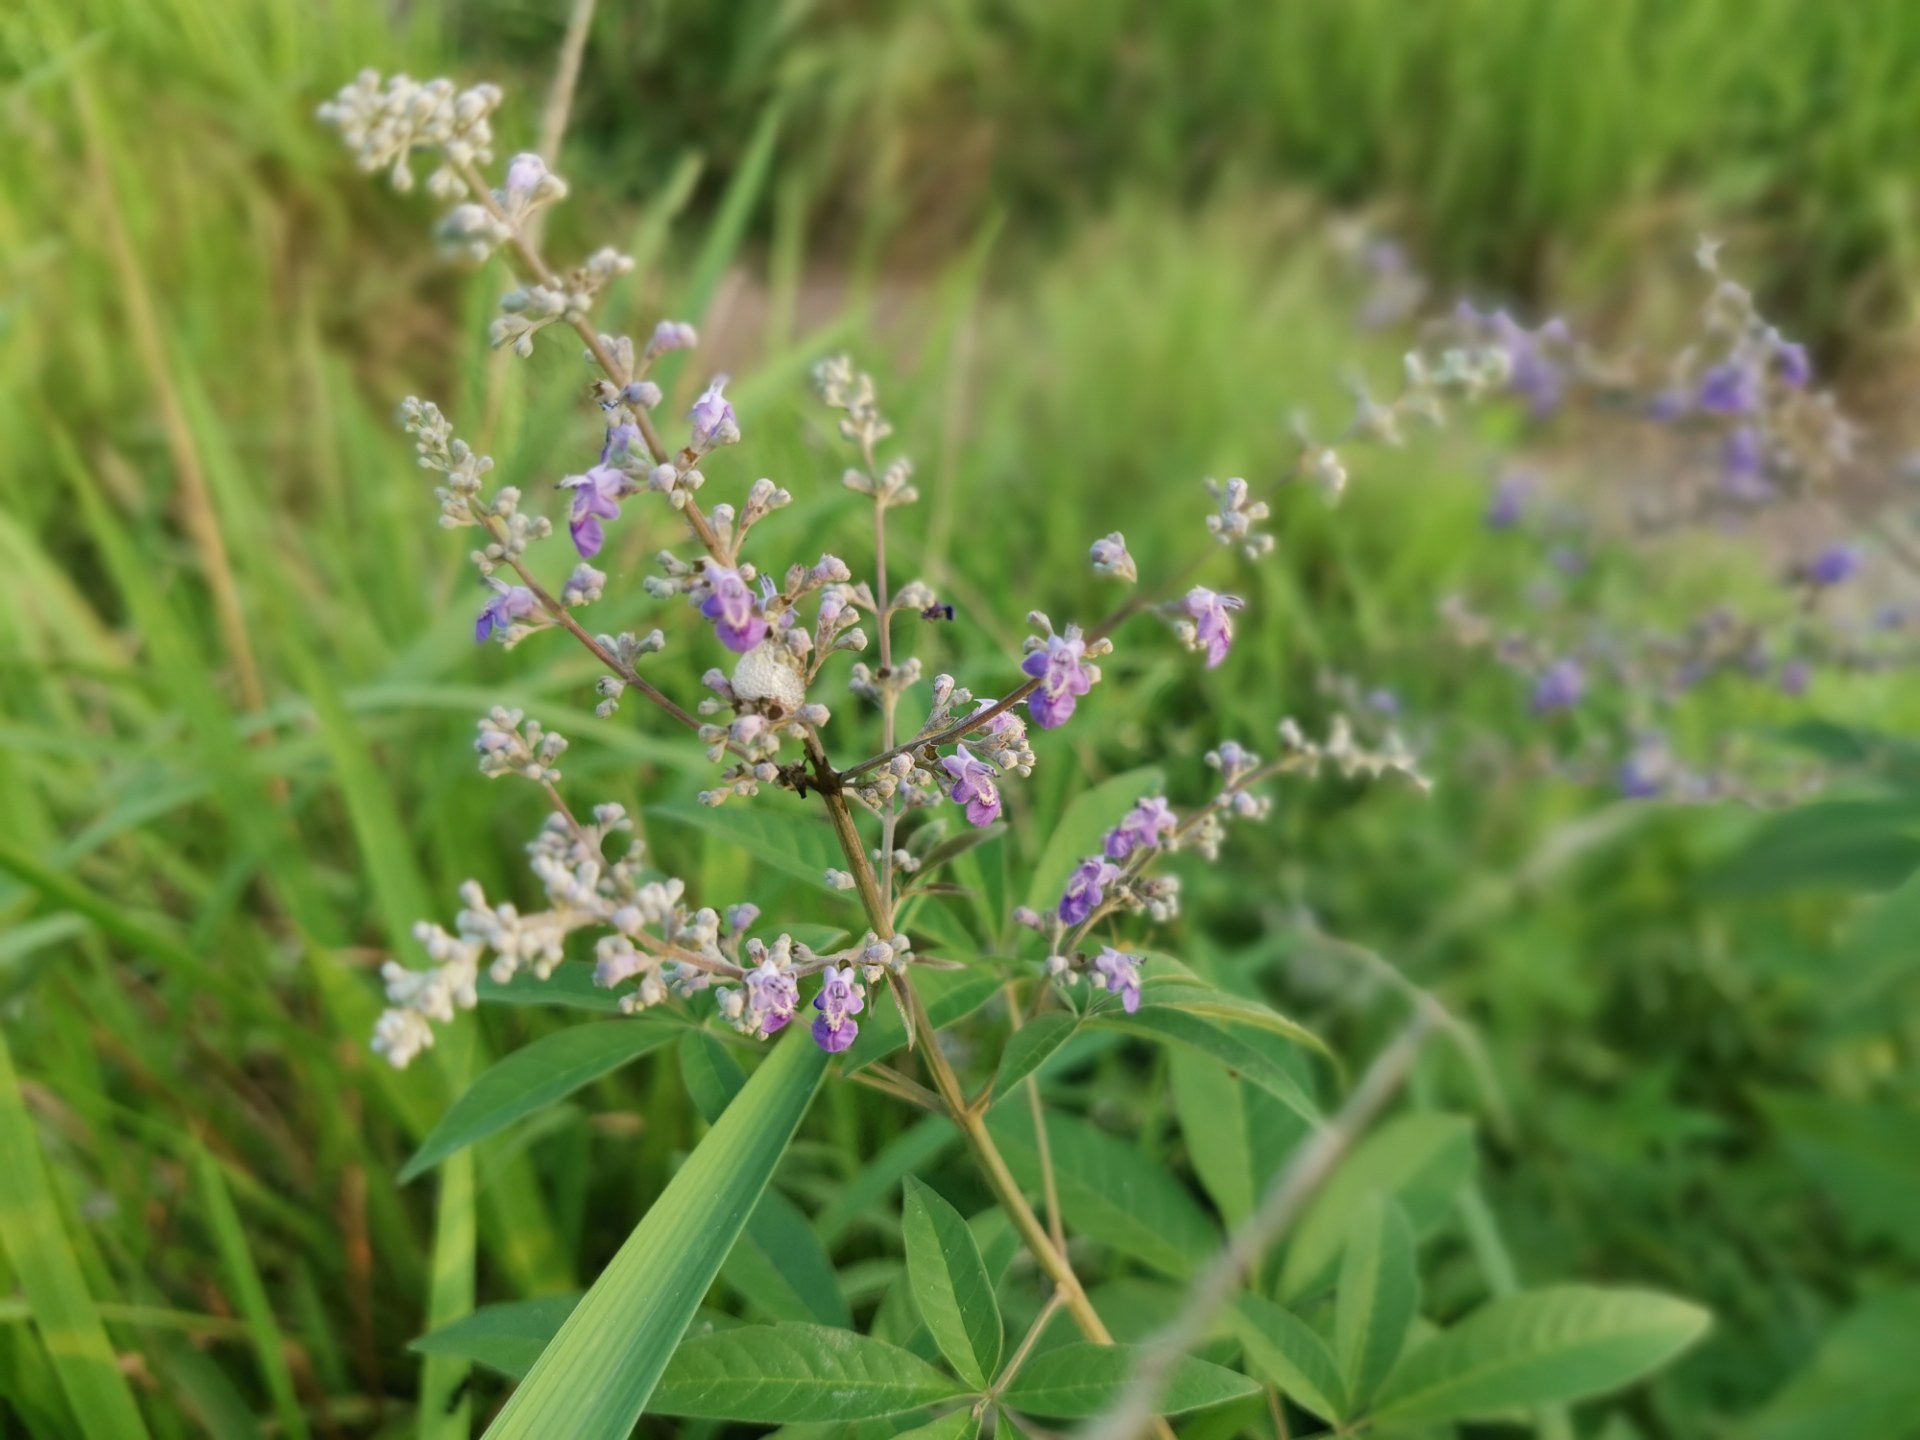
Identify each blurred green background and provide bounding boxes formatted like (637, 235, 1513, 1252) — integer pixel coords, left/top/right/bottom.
(5, 0, 1920, 1436)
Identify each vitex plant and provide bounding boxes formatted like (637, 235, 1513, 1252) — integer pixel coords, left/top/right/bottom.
(320, 69, 1709, 1439)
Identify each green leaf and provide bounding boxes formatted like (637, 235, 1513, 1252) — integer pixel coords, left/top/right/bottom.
(1758, 1092, 1920, 1254)
(1102, 1007, 1318, 1123)
(1746, 1288, 1920, 1439)
(1169, 1049, 1306, 1228)
(649, 1324, 965, 1421)
(843, 969, 1001, 1073)
(401, 1021, 675, 1182)
(680, 1031, 748, 1126)
(890, 1411, 981, 1440)
(413, 1296, 585, 1381)
(987, 1107, 1218, 1277)
(481, 1032, 827, 1438)
(818, 1116, 961, 1247)
(1025, 767, 1164, 912)
(0, 1027, 154, 1440)
(1228, 1292, 1347, 1423)
(1137, 974, 1329, 1056)
(990, 1015, 1080, 1103)
(1370, 1286, 1710, 1425)
(1334, 1193, 1418, 1411)
(1713, 798, 1920, 895)
(1282, 1114, 1475, 1299)
(902, 1178, 1003, 1388)
(477, 962, 624, 1013)
(1000, 1342, 1259, 1417)
(651, 800, 857, 896)
(723, 1189, 850, 1327)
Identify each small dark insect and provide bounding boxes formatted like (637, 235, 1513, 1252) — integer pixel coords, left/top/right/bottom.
(920, 603, 956, 622)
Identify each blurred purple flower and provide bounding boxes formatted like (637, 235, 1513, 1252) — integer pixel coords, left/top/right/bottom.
(1697, 363, 1758, 415)
(1531, 658, 1585, 715)
(1104, 796, 1177, 860)
(560, 463, 625, 558)
(1805, 544, 1861, 588)
(699, 566, 769, 652)
(1779, 659, 1811, 696)
(475, 578, 536, 643)
(1485, 472, 1532, 531)
(1091, 946, 1142, 1013)
(1059, 856, 1121, 926)
(1183, 586, 1245, 668)
(1023, 630, 1097, 729)
(811, 965, 864, 1052)
(940, 753, 1002, 827)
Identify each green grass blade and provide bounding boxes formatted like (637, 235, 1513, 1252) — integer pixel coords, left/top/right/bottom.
(190, 1144, 309, 1440)
(481, 1031, 828, 1437)
(0, 1026, 153, 1440)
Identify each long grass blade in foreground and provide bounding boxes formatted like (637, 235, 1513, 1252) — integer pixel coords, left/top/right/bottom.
(0, 1027, 153, 1440)
(481, 1031, 828, 1437)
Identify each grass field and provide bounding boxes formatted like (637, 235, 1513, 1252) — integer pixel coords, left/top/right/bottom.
(5, 2, 1920, 1436)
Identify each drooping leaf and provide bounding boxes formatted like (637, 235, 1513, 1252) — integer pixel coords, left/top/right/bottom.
(1712, 798, 1920, 895)
(990, 1014, 1080, 1103)
(1369, 1286, 1710, 1425)
(481, 1032, 826, 1438)
(902, 1178, 1003, 1388)
(1281, 1114, 1475, 1299)
(413, 1296, 585, 1381)
(1334, 1193, 1418, 1411)
(648, 1324, 965, 1421)
(999, 1342, 1259, 1418)
(1025, 767, 1164, 913)
(402, 1021, 675, 1182)
(1228, 1292, 1346, 1423)
(1136, 974, 1329, 1056)
(987, 1107, 1218, 1277)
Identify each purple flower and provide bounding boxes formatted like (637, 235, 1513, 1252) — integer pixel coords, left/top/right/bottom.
(475, 578, 537, 643)
(559, 463, 625, 559)
(689, 375, 739, 451)
(1721, 426, 1770, 500)
(1646, 387, 1691, 423)
(1059, 857, 1121, 927)
(1105, 796, 1177, 861)
(1779, 659, 1811, 696)
(698, 565, 769, 653)
(940, 753, 1002, 827)
(1022, 629, 1097, 729)
(1366, 688, 1402, 717)
(1617, 737, 1669, 799)
(1805, 544, 1861, 588)
(1773, 339, 1811, 389)
(1182, 587, 1245, 668)
(1488, 311, 1569, 417)
(1091, 947, 1142, 1014)
(811, 965, 865, 1053)
(1485, 473, 1531, 530)
(1697, 363, 1758, 415)
(744, 960, 798, 1036)
(1531, 658, 1584, 715)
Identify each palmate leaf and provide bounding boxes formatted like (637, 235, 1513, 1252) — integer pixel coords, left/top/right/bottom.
(891, 1411, 981, 1440)
(1368, 1286, 1710, 1425)
(1229, 1293, 1347, 1423)
(999, 1342, 1259, 1417)
(400, 1020, 677, 1182)
(902, 1177, 1003, 1388)
(1169, 1049, 1306, 1228)
(480, 1032, 827, 1438)
(648, 1324, 965, 1421)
